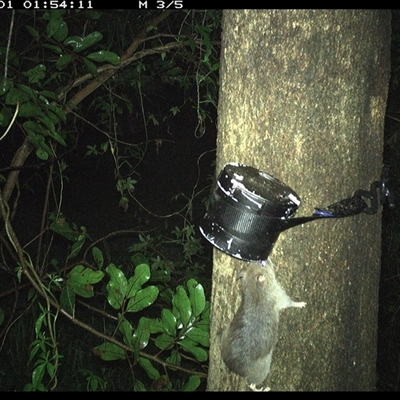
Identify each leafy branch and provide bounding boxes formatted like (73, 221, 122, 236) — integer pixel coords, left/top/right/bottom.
(0, 9, 220, 390)
(0, 189, 208, 388)
(1, 10, 174, 206)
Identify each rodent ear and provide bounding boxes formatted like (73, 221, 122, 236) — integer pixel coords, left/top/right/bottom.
(257, 273, 266, 284)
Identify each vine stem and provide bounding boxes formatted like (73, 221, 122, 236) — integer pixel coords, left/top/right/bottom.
(0, 178, 61, 387)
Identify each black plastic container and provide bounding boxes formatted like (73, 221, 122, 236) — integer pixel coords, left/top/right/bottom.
(199, 163, 301, 261)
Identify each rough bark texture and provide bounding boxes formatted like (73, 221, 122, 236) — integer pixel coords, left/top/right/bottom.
(207, 10, 390, 391)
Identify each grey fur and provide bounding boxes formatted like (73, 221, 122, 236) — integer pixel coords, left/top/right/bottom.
(220, 259, 306, 386)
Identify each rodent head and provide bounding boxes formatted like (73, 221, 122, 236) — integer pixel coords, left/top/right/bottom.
(237, 264, 267, 281)
(237, 264, 268, 301)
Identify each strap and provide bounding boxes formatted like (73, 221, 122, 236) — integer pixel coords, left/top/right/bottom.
(276, 165, 395, 232)
(313, 165, 395, 218)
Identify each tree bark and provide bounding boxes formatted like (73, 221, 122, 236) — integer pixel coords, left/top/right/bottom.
(207, 10, 390, 391)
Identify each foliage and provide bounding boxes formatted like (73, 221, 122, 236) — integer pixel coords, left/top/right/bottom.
(0, 9, 220, 391)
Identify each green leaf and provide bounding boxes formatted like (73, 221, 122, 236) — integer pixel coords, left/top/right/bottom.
(25, 64, 46, 83)
(134, 381, 146, 391)
(182, 375, 201, 391)
(38, 116, 56, 133)
(118, 315, 134, 347)
(18, 102, 45, 118)
(147, 318, 164, 334)
(69, 236, 85, 259)
(69, 265, 104, 285)
(161, 309, 176, 336)
(185, 327, 210, 347)
(159, 287, 174, 305)
(63, 31, 103, 53)
(45, 14, 59, 35)
(93, 342, 125, 361)
(187, 279, 206, 318)
(0, 106, 11, 127)
(60, 284, 75, 315)
(36, 149, 49, 161)
(146, 25, 155, 33)
(139, 357, 160, 380)
(55, 54, 74, 70)
(155, 333, 174, 350)
(46, 11, 66, 39)
(42, 44, 63, 54)
(49, 217, 79, 241)
(196, 302, 210, 333)
(149, 269, 171, 283)
(29, 341, 43, 364)
(53, 20, 68, 42)
(166, 350, 181, 365)
(38, 116, 67, 146)
(23, 120, 46, 135)
(26, 25, 39, 42)
(87, 50, 120, 65)
(130, 253, 149, 267)
(34, 313, 46, 336)
(6, 86, 32, 105)
(46, 361, 56, 379)
(127, 263, 151, 296)
(126, 286, 159, 313)
(40, 90, 59, 101)
(63, 36, 81, 49)
(47, 104, 66, 123)
(167, 66, 183, 76)
(82, 57, 98, 77)
(133, 317, 150, 350)
(67, 265, 104, 298)
(92, 247, 104, 269)
(32, 362, 46, 388)
(210, 62, 220, 72)
(173, 286, 192, 326)
(18, 84, 37, 98)
(106, 264, 128, 309)
(178, 337, 208, 362)
(85, 10, 101, 19)
(25, 130, 53, 158)
(23, 382, 46, 392)
(67, 282, 92, 298)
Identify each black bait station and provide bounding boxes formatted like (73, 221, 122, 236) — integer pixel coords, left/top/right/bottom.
(199, 162, 395, 262)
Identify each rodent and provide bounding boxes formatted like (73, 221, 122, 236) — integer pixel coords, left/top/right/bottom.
(220, 259, 306, 390)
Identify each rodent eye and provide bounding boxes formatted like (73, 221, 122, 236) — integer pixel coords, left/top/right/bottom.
(236, 270, 245, 280)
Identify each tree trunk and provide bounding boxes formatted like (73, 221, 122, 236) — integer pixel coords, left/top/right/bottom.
(207, 10, 390, 391)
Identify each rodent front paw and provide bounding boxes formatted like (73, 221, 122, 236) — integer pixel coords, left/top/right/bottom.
(294, 301, 307, 308)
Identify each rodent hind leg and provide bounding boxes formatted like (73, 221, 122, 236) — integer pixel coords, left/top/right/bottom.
(247, 351, 273, 391)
